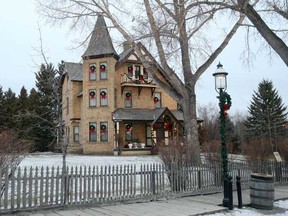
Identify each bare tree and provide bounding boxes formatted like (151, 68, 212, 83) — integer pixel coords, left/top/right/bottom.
(198, 103, 219, 141)
(0, 129, 31, 195)
(36, 0, 245, 161)
(32, 25, 68, 168)
(194, 0, 288, 66)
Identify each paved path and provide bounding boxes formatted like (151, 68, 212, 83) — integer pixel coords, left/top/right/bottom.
(8, 183, 288, 216)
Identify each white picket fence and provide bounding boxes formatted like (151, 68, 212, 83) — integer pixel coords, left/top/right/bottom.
(0, 161, 287, 213)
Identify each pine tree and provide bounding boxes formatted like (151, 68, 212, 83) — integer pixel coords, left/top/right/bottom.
(17, 86, 29, 110)
(15, 86, 30, 138)
(226, 118, 241, 153)
(245, 79, 287, 151)
(3, 88, 17, 129)
(33, 63, 58, 151)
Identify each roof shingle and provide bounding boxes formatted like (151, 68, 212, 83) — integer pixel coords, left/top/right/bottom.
(82, 15, 118, 59)
(64, 62, 83, 81)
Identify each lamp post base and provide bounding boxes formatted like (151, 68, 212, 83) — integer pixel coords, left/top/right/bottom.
(223, 176, 229, 207)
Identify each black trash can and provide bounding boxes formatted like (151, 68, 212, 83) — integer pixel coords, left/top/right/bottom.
(250, 173, 274, 210)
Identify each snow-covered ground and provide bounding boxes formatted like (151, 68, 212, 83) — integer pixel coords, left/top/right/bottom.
(208, 200, 288, 216)
(19, 152, 163, 167)
(19, 153, 288, 215)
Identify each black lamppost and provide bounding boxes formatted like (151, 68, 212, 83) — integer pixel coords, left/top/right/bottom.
(213, 62, 231, 207)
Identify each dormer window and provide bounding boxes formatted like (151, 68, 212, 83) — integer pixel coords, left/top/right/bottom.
(100, 62, 107, 80)
(89, 64, 96, 80)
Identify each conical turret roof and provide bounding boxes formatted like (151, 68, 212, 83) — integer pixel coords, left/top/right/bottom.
(82, 15, 118, 59)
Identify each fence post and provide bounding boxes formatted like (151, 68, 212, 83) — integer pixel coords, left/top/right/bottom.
(197, 170, 202, 190)
(236, 175, 242, 208)
(151, 170, 156, 195)
(275, 162, 282, 182)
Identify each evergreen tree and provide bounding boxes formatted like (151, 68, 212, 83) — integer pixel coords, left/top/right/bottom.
(3, 88, 17, 129)
(226, 117, 241, 154)
(15, 86, 30, 138)
(33, 63, 58, 151)
(17, 86, 29, 110)
(245, 79, 287, 151)
(23, 88, 41, 148)
(27, 88, 40, 112)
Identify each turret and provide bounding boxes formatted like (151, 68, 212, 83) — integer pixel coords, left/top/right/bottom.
(82, 15, 118, 60)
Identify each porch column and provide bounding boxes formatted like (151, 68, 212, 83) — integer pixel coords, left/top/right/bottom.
(146, 123, 153, 146)
(114, 121, 120, 149)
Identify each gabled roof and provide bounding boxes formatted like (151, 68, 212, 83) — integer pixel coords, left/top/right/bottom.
(115, 42, 175, 88)
(64, 62, 83, 81)
(116, 47, 138, 68)
(82, 15, 118, 59)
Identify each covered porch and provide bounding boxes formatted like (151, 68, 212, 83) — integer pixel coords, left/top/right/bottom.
(112, 108, 183, 155)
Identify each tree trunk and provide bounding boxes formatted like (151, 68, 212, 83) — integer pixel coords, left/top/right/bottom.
(241, 2, 288, 66)
(181, 86, 201, 163)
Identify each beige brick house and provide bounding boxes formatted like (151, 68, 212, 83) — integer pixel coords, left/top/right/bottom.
(61, 15, 186, 155)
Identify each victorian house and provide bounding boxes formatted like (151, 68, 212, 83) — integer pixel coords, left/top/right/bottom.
(61, 15, 186, 155)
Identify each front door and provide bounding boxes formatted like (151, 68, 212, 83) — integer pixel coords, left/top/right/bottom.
(156, 123, 165, 145)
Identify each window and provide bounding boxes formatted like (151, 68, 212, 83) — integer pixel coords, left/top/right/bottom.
(154, 92, 161, 108)
(89, 123, 97, 142)
(135, 65, 140, 79)
(146, 125, 152, 146)
(66, 126, 70, 142)
(124, 91, 132, 108)
(89, 64, 96, 80)
(100, 88, 108, 106)
(125, 123, 133, 141)
(143, 68, 148, 79)
(66, 97, 69, 114)
(100, 62, 107, 80)
(100, 122, 108, 142)
(127, 65, 133, 78)
(73, 126, 79, 142)
(89, 90, 97, 107)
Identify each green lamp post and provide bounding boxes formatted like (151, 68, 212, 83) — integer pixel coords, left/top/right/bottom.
(213, 62, 231, 207)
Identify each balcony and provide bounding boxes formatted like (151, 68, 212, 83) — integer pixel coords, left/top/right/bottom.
(120, 73, 157, 96)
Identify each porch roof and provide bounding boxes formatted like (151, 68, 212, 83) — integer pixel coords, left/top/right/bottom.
(112, 108, 166, 122)
(112, 108, 203, 123)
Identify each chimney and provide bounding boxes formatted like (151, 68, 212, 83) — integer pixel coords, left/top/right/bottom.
(123, 41, 132, 51)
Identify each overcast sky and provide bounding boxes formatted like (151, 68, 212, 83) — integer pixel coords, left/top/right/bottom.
(0, 1, 287, 117)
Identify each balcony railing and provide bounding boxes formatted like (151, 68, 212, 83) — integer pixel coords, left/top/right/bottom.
(120, 73, 157, 95)
(121, 73, 156, 86)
